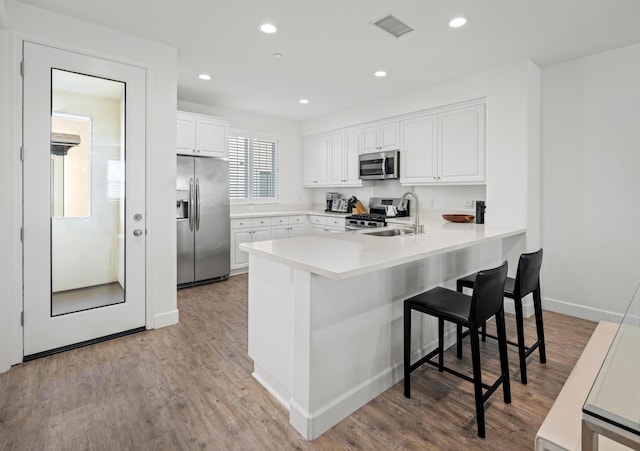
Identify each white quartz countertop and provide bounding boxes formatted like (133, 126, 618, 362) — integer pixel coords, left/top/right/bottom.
(230, 210, 349, 219)
(240, 218, 525, 280)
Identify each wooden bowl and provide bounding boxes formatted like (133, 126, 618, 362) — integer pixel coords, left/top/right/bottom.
(442, 214, 475, 223)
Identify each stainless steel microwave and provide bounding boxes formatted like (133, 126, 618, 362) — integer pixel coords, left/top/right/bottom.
(359, 150, 399, 180)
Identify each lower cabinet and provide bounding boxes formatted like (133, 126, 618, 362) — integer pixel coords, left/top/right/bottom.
(309, 215, 346, 235)
(231, 215, 309, 271)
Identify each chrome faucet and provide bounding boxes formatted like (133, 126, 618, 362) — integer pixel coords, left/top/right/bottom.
(401, 191, 424, 234)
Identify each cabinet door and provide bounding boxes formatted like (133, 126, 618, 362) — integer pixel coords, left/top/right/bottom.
(438, 104, 485, 183)
(231, 229, 252, 268)
(344, 130, 361, 185)
(361, 126, 379, 153)
(196, 118, 227, 157)
(378, 122, 399, 151)
(176, 113, 196, 154)
(271, 226, 289, 240)
(288, 224, 307, 238)
(329, 133, 345, 184)
(302, 137, 330, 186)
(252, 227, 271, 242)
(302, 139, 316, 186)
(315, 137, 329, 184)
(400, 115, 437, 185)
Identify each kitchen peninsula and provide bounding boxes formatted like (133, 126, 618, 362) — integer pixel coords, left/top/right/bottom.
(240, 219, 525, 440)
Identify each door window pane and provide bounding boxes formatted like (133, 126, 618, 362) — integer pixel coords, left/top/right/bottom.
(50, 69, 126, 316)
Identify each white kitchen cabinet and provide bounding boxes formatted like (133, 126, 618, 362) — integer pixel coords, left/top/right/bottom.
(328, 131, 362, 186)
(361, 121, 399, 154)
(400, 114, 437, 185)
(302, 136, 329, 186)
(177, 111, 229, 157)
(230, 217, 272, 270)
(399, 103, 485, 185)
(271, 215, 308, 240)
(231, 215, 309, 270)
(437, 104, 485, 183)
(304, 131, 361, 187)
(309, 215, 345, 235)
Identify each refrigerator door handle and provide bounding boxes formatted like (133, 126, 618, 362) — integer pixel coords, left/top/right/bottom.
(189, 177, 194, 231)
(195, 177, 201, 231)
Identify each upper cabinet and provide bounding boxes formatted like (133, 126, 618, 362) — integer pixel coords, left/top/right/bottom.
(177, 111, 230, 157)
(400, 103, 485, 185)
(302, 136, 329, 186)
(303, 131, 362, 187)
(361, 121, 399, 154)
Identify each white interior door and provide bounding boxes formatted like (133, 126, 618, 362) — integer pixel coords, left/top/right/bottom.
(22, 41, 146, 358)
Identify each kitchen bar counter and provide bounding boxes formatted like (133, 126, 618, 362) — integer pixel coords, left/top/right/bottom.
(241, 218, 524, 279)
(241, 219, 525, 440)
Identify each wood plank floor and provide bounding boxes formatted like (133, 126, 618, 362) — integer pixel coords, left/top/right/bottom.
(0, 274, 596, 450)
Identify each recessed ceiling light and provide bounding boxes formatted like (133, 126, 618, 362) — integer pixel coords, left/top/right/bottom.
(299, 99, 309, 105)
(449, 17, 467, 28)
(273, 52, 284, 59)
(374, 70, 387, 78)
(198, 73, 212, 81)
(259, 23, 277, 34)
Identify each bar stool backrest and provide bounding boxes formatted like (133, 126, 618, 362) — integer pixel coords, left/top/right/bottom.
(471, 261, 508, 325)
(515, 249, 544, 298)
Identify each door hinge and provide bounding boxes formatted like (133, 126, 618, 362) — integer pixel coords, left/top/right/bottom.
(20, 227, 23, 242)
(20, 146, 24, 161)
(21, 311, 24, 326)
(20, 61, 24, 77)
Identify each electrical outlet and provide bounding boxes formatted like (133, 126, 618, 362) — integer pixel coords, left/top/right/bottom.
(464, 200, 474, 209)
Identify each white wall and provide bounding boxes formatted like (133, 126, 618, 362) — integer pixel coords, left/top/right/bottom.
(178, 100, 312, 213)
(541, 42, 640, 321)
(300, 61, 540, 241)
(0, 1, 178, 372)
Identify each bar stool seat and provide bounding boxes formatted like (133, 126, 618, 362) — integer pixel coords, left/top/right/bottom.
(456, 248, 546, 385)
(404, 261, 511, 438)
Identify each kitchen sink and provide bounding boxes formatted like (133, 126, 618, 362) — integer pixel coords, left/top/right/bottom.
(364, 228, 414, 237)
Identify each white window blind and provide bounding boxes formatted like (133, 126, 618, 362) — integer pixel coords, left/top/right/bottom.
(229, 134, 277, 201)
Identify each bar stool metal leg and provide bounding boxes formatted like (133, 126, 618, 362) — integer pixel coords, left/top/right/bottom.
(404, 302, 411, 398)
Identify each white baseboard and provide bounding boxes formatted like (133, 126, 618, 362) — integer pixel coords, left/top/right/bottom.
(230, 267, 248, 277)
(153, 309, 179, 328)
(288, 329, 454, 440)
(543, 297, 625, 323)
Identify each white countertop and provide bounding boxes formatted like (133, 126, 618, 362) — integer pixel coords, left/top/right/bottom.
(240, 218, 525, 280)
(230, 210, 349, 219)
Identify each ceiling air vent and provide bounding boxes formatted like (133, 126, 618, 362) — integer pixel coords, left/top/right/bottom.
(372, 15, 414, 38)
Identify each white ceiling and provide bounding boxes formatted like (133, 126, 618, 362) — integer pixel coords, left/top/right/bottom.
(15, 0, 640, 121)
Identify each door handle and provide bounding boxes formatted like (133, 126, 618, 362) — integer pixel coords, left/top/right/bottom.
(195, 177, 201, 231)
(133, 229, 143, 237)
(189, 177, 194, 231)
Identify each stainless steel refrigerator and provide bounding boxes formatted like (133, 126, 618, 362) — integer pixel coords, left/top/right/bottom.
(176, 155, 230, 287)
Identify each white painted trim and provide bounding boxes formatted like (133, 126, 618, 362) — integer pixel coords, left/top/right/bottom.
(289, 328, 456, 440)
(252, 366, 290, 410)
(153, 310, 179, 329)
(543, 296, 625, 324)
(10, 30, 156, 362)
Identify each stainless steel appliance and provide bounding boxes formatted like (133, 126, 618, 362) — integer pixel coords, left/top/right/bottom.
(359, 150, 399, 180)
(177, 155, 230, 287)
(345, 197, 409, 230)
(325, 192, 340, 212)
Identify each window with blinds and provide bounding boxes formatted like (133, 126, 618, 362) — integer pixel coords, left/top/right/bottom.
(228, 134, 277, 201)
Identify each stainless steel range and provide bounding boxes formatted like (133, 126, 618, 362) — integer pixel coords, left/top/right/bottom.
(345, 197, 410, 230)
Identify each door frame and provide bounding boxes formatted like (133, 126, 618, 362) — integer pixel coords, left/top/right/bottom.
(10, 32, 152, 363)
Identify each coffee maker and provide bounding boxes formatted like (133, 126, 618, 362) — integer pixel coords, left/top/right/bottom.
(325, 192, 340, 212)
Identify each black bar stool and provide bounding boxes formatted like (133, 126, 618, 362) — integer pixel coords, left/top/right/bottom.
(404, 261, 510, 438)
(456, 249, 545, 384)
